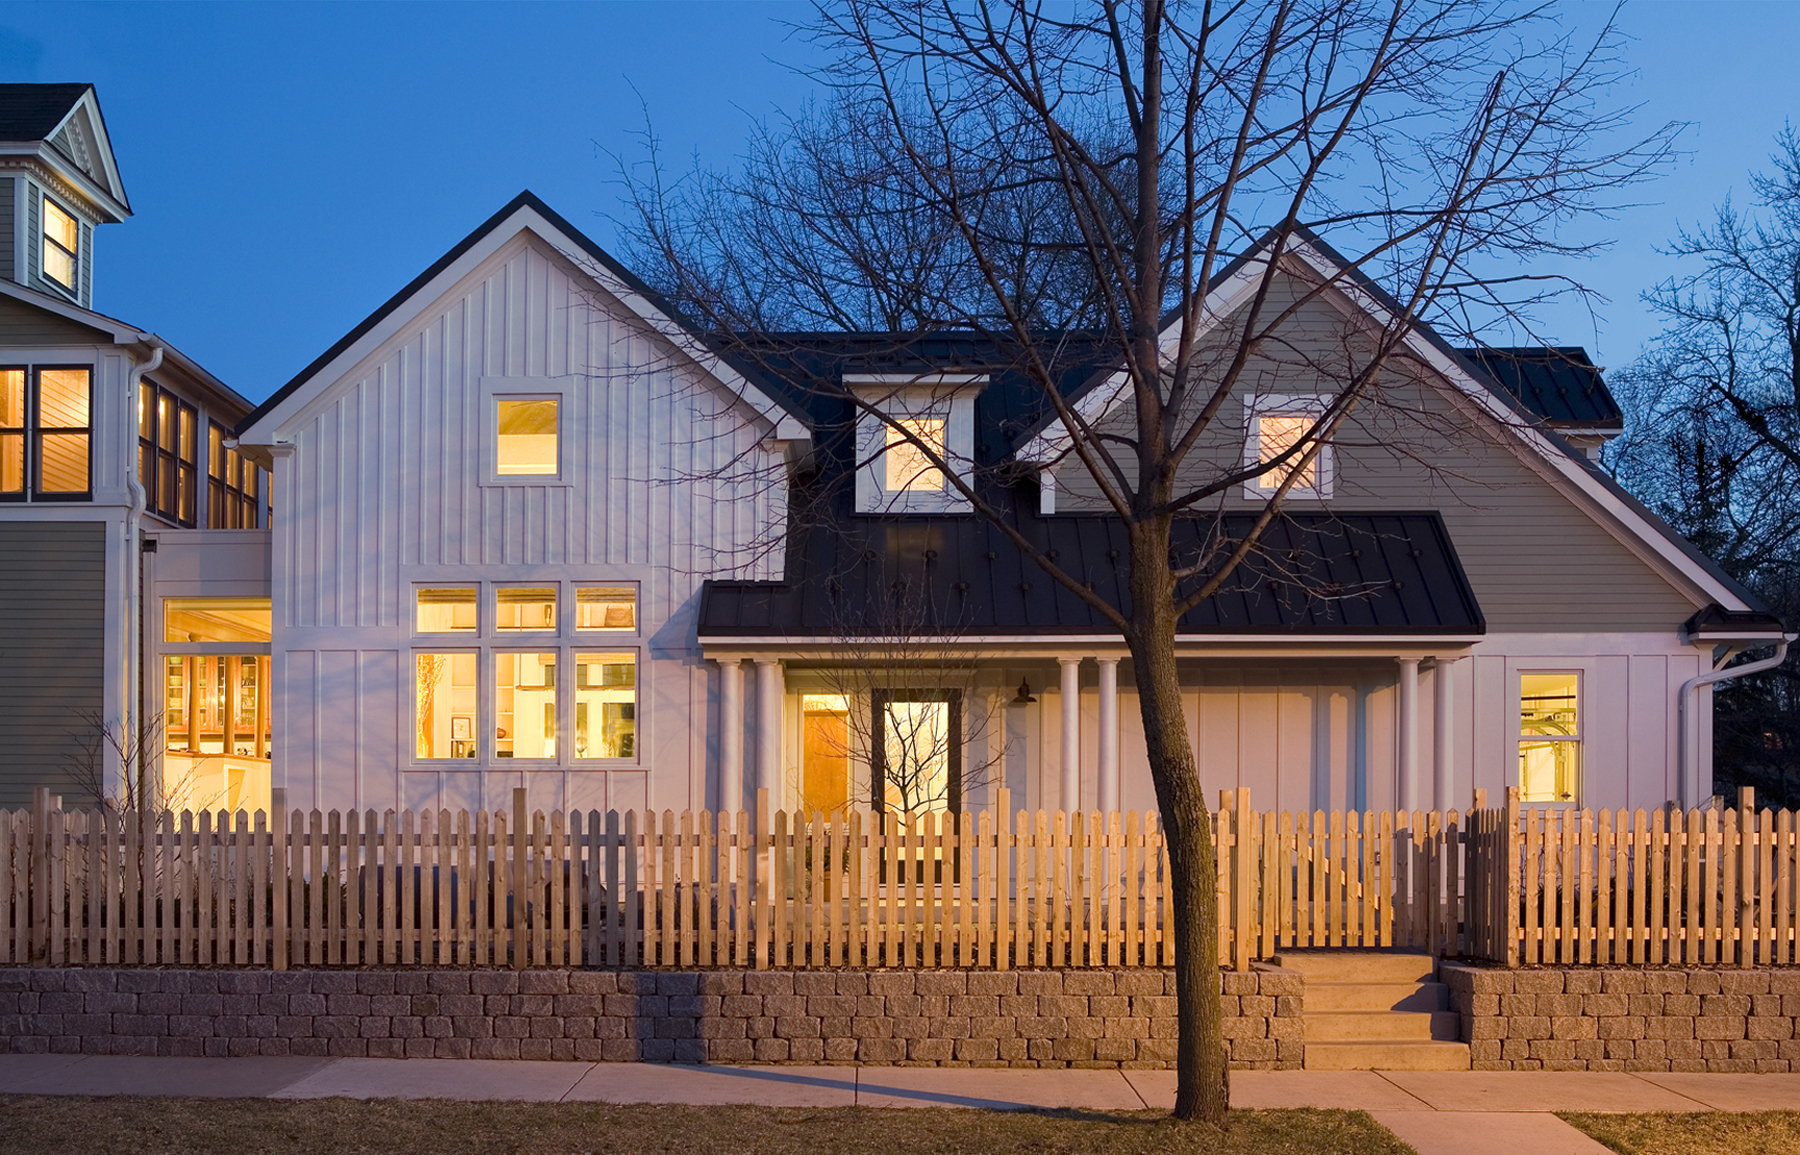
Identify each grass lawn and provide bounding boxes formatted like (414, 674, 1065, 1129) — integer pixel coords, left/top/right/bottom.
(0, 1096, 1417, 1155)
(1560, 1112, 1800, 1155)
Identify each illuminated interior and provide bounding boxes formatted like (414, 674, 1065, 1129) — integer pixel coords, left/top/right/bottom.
(416, 652, 478, 758)
(162, 597, 272, 813)
(496, 652, 557, 759)
(575, 652, 635, 759)
(882, 697, 951, 812)
(42, 198, 78, 289)
(884, 417, 947, 491)
(1256, 411, 1319, 490)
(801, 693, 852, 815)
(496, 587, 557, 631)
(576, 586, 636, 631)
(1520, 671, 1581, 803)
(416, 587, 477, 633)
(0, 369, 21, 493)
(496, 398, 558, 475)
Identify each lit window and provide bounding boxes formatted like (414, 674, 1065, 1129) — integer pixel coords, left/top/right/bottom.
(34, 368, 90, 496)
(496, 652, 557, 759)
(0, 369, 21, 496)
(140, 383, 197, 525)
(877, 691, 961, 813)
(496, 587, 557, 631)
(42, 198, 78, 291)
(208, 423, 265, 529)
(576, 586, 636, 631)
(1258, 414, 1318, 489)
(1246, 397, 1331, 499)
(574, 652, 635, 759)
(496, 398, 558, 475)
(164, 597, 272, 644)
(884, 417, 947, 492)
(1519, 672, 1581, 803)
(802, 693, 852, 816)
(416, 588, 477, 633)
(416, 653, 478, 759)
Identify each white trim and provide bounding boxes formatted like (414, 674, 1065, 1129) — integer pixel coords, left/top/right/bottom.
(239, 205, 808, 447)
(480, 377, 569, 487)
(0, 274, 144, 344)
(851, 378, 985, 515)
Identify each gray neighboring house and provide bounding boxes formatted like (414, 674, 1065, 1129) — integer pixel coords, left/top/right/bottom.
(0, 83, 268, 810)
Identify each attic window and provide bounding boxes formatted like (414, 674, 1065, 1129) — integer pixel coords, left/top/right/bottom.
(495, 398, 558, 475)
(885, 418, 947, 492)
(42, 198, 78, 292)
(1244, 395, 1332, 500)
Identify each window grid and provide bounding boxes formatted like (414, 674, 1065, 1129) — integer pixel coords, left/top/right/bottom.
(41, 196, 79, 293)
(139, 381, 198, 526)
(1, 365, 92, 502)
(207, 422, 266, 529)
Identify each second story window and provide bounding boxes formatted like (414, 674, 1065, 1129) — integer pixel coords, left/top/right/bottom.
(1, 366, 91, 501)
(140, 382, 197, 525)
(1244, 395, 1333, 500)
(884, 417, 948, 492)
(208, 423, 266, 529)
(42, 197, 79, 293)
(495, 398, 559, 475)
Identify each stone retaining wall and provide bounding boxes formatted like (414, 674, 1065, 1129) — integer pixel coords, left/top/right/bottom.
(0, 966, 1301, 1069)
(1441, 964, 1800, 1073)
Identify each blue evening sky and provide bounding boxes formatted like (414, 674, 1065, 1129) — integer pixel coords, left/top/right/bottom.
(1, 1, 1795, 401)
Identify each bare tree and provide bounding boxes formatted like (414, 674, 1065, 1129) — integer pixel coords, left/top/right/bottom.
(1606, 126, 1800, 806)
(620, 0, 1671, 1123)
(61, 708, 181, 813)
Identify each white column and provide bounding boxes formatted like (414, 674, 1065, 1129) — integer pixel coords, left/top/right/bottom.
(718, 658, 745, 814)
(754, 659, 783, 801)
(1096, 657, 1120, 813)
(1059, 657, 1082, 812)
(1432, 657, 1454, 812)
(1397, 657, 1421, 813)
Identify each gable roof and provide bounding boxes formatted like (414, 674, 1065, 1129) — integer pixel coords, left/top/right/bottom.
(0, 83, 130, 219)
(236, 191, 808, 442)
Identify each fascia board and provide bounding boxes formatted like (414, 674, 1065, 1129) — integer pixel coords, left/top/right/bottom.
(62, 90, 130, 214)
(0, 275, 143, 343)
(240, 206, 806, 446)
(701, 633, 1484, 657)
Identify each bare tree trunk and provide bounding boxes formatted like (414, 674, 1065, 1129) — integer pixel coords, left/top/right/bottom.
(1127, 530, 1227, 1125)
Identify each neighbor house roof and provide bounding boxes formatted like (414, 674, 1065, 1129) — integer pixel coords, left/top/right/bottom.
(699, 511, 1484, 637)
(1456, 346, 1623, 428)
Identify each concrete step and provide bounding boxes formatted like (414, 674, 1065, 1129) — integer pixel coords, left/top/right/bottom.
(1307, 1010, 1462, 1042)
(1274, 950, 1436, 984)
(1304, 980, 1450, 1013)
(1304, 1040, 1471, 1071)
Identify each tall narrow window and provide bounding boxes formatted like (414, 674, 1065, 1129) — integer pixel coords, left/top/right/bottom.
(872, 689, 962, 813)
(0, 368, 22, 497)
(574, 652, 635, 760)
(42, 197, 78, 292)
(33, 368, 90, 496)
(207, 422, 263, 528)
(161, 596, 273, 813)
(802, 694, 852, 816)
(1519, 672, 1581, 803)
(140, 382, 197, 525)
(884, 417, 947, 492)
(496, 652, 557, 759)
(416, 653, 478, 759)
(495, 398, 558, 475)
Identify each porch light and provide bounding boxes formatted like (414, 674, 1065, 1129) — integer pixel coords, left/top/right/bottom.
(1011, 678, 1036, 705)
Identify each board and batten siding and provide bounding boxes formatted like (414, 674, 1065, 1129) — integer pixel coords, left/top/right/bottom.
(0, 521, 106, 807)
(1056, 271, 1705, 632)
(270, 232, 786, 815)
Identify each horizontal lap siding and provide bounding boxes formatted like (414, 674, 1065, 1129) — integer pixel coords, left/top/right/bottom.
(273, 236, 782, 812)
(1058, 274, 1701, 632)
(0, 522, 105, 806)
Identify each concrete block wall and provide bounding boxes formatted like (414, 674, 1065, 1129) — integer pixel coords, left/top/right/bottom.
(1441, 964, 1800, 1073)
(0, 966, 1302, 1069)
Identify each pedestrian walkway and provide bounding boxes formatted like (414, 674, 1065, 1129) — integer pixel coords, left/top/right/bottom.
(1, 1057, 1795, 1154)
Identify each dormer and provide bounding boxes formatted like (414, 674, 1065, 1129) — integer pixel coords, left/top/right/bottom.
(849, 372, 986, 514)
(0, 84, 131, 310)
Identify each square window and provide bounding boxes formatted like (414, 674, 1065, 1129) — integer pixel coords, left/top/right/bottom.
(1519, 671, 1581, 803)
(884, 417, 947, 492)
(495, 398, 558, 475)
(496, 651, 557, 759)
(416, 653, 478, 759)
(574, 651, 635, 760)
(576, 586, 637, 632)
(416, 587, 477, 633)
(1245, 396, 1332, 499)
(496, 587, 557, 632)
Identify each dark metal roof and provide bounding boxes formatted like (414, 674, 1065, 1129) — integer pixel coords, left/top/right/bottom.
(1456, 347, 1623, 427)
(1683, 604, 1788, 640)
(0, 83, 89, 142)
(699, 511, 1484, 637)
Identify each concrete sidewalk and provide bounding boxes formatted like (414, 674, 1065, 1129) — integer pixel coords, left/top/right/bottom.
(2, 1058, 1795, 1154)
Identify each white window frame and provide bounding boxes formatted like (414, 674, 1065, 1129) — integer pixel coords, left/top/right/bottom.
(849, 373, 986, 514)
(1242, 393, 1334, 501)
(480, 377, 569, 486)
(1516, 667, 1583, 806)
(407, 578, 643, 769)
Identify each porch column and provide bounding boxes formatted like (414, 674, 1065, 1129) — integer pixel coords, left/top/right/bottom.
(754, 658, 784, 801)
(1397, 657, 1421, 813)
(1059, 657, 1082, 811)
(718, 658, 745, 814)
(1096, 657, 1120, 813)
(1432, 657, 1456, 812)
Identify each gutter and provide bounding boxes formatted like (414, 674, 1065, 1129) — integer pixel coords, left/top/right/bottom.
(1678, 634, 1793, 807)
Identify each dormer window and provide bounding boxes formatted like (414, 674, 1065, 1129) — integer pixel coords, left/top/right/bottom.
(851, 373, 985, 514)
(42, 197, 79, 292)
(1244, 394, 1333, 500)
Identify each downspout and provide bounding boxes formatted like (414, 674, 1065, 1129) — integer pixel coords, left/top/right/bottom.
(125, 340, 163, 807)
(1678, 635, 1793, 808)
